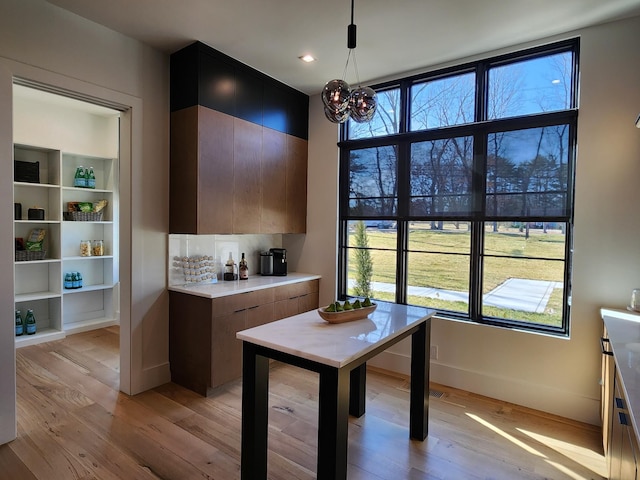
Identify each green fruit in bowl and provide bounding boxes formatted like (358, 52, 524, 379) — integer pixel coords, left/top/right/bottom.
(353, 299, 362, 309)
(335, 301, 344, 312)
(325, 303, 336, 312)
(362, 297, 372, 307)
(343, 300, 353, 310)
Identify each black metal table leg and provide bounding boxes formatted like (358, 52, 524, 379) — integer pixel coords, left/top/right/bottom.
(241, 343, 270, 480)
(317, 366, 350, 480)
(409, 321, 430, 440)
(349, 362, 367, 417)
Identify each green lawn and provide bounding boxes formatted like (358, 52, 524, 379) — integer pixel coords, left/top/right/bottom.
(347, 222, 565, 326)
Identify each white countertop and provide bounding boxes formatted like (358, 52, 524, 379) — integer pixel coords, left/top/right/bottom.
(601, 307, 640, 440)
(168, 272, 321, 299)
(237, 301, 435, 368)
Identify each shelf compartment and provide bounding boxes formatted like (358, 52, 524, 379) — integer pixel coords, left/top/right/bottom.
(63, 257, 114, 288)
(14, 296, 63, 341)
(14, 222, 61, 260)
(63, 288, 116, 332)
(62, 188, 113, 222)
(14, 145, 61, 186)
(62, 153, 115, 190)
(14, 261, 61, 296)
(14, 183, 61, 222)
(61, 222, 113, 258)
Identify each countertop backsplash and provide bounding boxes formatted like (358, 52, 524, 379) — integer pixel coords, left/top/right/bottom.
(168, 233, 283, 286)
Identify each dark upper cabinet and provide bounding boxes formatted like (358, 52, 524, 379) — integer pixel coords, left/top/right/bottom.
(198, 51, 236, 116)
(170, 41, 308, 139)
(263, 81, 288, 134)
(235, 68, 264, 125)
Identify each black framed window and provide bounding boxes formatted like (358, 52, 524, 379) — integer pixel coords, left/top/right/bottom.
(338, 39, 578, 335)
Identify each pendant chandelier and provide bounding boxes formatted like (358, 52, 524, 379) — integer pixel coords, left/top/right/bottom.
(321, 0, 377, 124)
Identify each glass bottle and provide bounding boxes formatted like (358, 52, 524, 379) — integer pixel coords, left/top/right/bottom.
(64, 272, 73, 289)
(70, 272, 78, 289)
(76, 271, 83, 289)
(239, 252, 248, 280)
(86, 166, 96, 189)
(25, 309, 36, 335)
(224, 252, 236, 281)
(15, 310, 24, 337)
(74, 165, 86, 188)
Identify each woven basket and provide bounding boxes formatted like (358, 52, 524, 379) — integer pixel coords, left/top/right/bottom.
(15, 250, 46, 261)
(70, 211, 103, 221)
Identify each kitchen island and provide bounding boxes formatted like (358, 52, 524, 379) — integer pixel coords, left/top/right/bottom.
(168, 273, 320, 395)
(237, 301, 435, 480)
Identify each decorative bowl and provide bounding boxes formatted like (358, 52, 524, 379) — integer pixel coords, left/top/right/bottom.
(317, 303, 377, 323)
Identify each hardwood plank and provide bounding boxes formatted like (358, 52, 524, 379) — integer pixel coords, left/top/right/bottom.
(0, 444, 37, 480)
(7, 328, 607, 480)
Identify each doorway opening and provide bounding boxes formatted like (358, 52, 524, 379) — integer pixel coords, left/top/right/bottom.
(12, 82, 125, 390)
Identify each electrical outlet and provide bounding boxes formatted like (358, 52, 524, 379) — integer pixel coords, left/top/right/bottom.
(430, 345, 438, 360)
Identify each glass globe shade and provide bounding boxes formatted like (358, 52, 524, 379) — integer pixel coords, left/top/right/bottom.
(324, 105, 350, 124)
(322, 79, 351, 111)
(349, 86, 377, 123)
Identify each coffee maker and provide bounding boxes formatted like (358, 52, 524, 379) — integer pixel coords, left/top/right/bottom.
(269, 248, 287, 276)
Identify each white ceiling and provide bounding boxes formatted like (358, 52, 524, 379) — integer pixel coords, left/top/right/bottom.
(47, 0, 640, 95)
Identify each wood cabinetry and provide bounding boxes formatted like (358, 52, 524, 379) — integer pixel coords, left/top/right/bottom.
(233, 118, 262, 233)
(602, 327, 640, 479)
(274, 279, 319, 320)
(609, 369, 640, 479)
(170, 105, 307, 234)
(169, 40, 309, 235)
(286, 134, 308, 234)
(261, 128, 287, 233)
(169, 279, 319, 396)
(170, 106, 234, 234)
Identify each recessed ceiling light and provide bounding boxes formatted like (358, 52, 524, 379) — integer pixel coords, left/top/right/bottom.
(299, 54, 316, 63)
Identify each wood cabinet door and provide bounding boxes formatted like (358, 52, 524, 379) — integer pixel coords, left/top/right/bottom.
(261, 127, 287, 233)
(211, 310, 246, 388)
(233, 118, 262, 233)
(285, 135, 308, 233)
(170, 107, 200, 233)
(198, 107, 234, 233)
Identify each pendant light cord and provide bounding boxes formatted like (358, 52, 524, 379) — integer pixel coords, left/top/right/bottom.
(342, 0, 361, 86)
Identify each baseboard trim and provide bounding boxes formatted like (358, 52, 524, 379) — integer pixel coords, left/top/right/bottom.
(368, 350, 600, 425)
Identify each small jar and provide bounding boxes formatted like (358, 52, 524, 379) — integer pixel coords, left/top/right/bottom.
(92, 239, 104, 256)
(80, 240, 91, 256)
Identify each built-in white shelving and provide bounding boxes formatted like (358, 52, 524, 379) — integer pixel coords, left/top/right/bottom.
(13, 144, 119, 347)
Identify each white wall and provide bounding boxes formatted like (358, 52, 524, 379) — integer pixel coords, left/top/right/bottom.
(296, 15, 640, 425)
(0, 0, 169, 444)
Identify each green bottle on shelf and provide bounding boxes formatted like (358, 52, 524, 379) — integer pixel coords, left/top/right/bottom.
(15, 310, 23, 337)
(74, 165, 86, 188)
(86, 166, 96, 189)
(25, 309, 36, 335)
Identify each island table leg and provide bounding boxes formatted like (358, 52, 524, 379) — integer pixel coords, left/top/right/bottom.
(241, 343, 269, 480)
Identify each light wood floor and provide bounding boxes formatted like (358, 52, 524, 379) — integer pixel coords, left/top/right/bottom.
(0, 327, 606, 479)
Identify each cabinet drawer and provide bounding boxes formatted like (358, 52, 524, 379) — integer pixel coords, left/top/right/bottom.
(211, 288, 274, 315)
(273, 279, 319, 301)
(298, 291, 319, 313)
